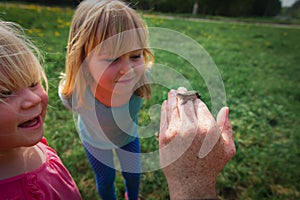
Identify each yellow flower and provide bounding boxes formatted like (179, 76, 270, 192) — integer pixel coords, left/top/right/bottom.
(57, 18, 63, 24)
(37, 33, 44, 37)
(27, 29, 33, 34)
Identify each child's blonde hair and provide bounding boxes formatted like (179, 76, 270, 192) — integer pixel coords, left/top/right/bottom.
(60, 0, 154, 107)
(0, 20, 48, 103)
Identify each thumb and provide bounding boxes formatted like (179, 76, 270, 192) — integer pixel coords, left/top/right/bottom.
(216, 106, 233, 142)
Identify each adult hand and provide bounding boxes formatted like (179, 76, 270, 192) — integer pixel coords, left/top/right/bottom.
(159, 87, 235, 199)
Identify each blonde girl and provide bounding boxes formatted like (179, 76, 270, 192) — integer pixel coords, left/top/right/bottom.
(59, 0, 153, 199)
(0, 20, 81, 199)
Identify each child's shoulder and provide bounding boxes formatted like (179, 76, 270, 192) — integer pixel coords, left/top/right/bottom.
(0, 141, 81, 199)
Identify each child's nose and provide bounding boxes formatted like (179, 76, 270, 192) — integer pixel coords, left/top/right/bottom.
(119, 58, 132, 75)
(21, 88, 42, 109)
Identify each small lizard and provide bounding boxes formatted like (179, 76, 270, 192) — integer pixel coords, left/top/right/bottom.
(176, 90, 201, 104)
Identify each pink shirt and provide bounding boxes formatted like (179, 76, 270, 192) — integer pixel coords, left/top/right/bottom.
(0, 141, 82, 200)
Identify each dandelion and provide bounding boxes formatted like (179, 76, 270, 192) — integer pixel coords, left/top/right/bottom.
(55, 31, 60, 37)
(37, 33, 44, 37)
(57, 18, 63, 24)
(27, 29, 33, 35)
(26, 4, 42, 13)
(66, 7, 74, 15)
(57, 18, 71, 29)
(27, 28, 42, 36)
(34, 28, 42, 33)
(47, 7, 61, 12)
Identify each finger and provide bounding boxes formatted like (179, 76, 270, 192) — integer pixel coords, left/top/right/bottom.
(167, 89, 177, 123)
(160, 100, 168, 135)
(193, 98, 201, 118)
(198, 120, 222, 158)
(159, 100, 168, 147)
(216, 107, 233, 143)
(178, 99, 196, 121)
(196, 99, 214, 128)
(164, 90, 181, 141)
(176, 87, 187, 105)
(216, 107, 228, 131)
(216, 107, 236, 158)
(176, 87, 197, 122)
(196, 100, 221, 158)
(177, 98, 197, 137)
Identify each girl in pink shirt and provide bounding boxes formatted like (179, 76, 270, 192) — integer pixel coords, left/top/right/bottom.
(0, 20, 82, 200)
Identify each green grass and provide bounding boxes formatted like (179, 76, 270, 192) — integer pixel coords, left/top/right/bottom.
(1, 2, 299, 200)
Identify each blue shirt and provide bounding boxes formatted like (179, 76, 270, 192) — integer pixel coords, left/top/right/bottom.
(59, 87, 142, 149)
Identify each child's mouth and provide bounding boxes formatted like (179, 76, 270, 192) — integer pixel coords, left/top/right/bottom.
(117, 76, 135, 84)
(18, 116, 40, 128)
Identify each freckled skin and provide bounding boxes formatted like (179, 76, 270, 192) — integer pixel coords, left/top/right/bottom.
(159, 87, 236, 199)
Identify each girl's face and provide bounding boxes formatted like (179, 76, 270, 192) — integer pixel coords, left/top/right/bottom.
(0, 83, 48, 149)
(87, 49, 145, 98)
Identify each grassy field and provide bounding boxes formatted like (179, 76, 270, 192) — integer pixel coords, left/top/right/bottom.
(1, 2, 299, 200)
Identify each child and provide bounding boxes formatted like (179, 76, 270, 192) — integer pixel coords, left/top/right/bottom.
(58, 0, 153, 199)
(0, 20, 82, 199)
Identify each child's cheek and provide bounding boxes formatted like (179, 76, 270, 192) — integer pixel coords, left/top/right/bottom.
(135, 62, 145, 75)
(43, 93, 49, 106)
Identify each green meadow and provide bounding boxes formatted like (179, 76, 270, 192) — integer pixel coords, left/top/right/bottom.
(1, 2, 299, 199)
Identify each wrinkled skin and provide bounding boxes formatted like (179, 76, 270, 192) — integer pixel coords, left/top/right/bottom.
(159, 87, 236, 199)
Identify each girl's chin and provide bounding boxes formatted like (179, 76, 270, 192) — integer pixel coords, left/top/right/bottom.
(28, 133, 44, 146)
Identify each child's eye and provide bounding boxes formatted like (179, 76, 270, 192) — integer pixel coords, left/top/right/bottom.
(29, 82, 38, 88)
(131, 54, 142, 59)
(106, 57, 120, 63)
(0, 90, 12, 98)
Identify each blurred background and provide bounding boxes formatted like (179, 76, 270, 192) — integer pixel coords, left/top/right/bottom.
(0, 0, 299, 199)
(1, 0, 300, 18)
